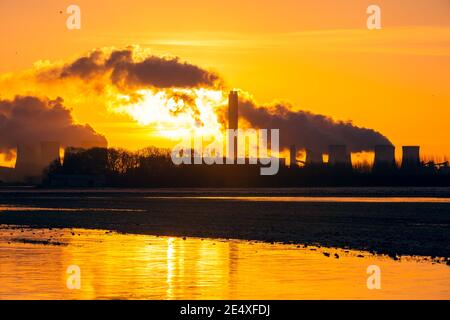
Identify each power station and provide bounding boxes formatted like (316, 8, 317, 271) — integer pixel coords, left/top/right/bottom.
(0, 90, 448, 184)
(225, 90, 444, 173)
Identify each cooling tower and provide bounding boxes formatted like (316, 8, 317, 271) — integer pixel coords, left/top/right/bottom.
(328, 145, 351, 166)
(40, 141, 60, 167)
(15, 144, 42, 177)
(401, 146, 420, 169)
(373, 145, 396, 171)
(305, 149, 323, 165)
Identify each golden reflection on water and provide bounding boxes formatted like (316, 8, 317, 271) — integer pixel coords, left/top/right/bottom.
(0, 205, 144, 212)
(156, 196, 450, 203)
(0, 227, 449, 300)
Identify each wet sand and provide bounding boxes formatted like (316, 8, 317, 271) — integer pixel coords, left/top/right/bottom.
(0, 187, 449, 259)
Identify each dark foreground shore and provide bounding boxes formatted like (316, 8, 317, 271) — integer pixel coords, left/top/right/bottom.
(0, 187, 449, 259)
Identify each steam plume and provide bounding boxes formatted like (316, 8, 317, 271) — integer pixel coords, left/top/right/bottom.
(0, 96, 107, 152)
(239, 99, 392, 152)
(58, 48, 220, 89)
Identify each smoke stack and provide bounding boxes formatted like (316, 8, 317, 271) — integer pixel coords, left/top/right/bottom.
(290, 145, 297, 168)
(228, 91, 239, 161)
(401, 146, 420, 170)
(228, 91, 238, 130)
(305, 149, 323, 166)
(373, 145, 396, 171)
(328, 145, 351, 167)
(40, 141, 60, 167)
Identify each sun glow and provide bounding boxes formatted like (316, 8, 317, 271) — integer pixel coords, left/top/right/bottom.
(112, 88, 227, 140)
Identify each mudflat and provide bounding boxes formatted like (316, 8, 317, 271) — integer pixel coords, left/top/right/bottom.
(0, 187, 449, 259)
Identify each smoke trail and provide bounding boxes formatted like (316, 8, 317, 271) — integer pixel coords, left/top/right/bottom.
(239, 99, 392, 152)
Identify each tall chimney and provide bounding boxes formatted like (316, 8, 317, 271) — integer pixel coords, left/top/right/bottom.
(373, 145, 396, 171)
(228, 91, 239, 161)
(401, 146, 420, 170)
(328, 145, 351, 167)
(228, 91, 238, 130)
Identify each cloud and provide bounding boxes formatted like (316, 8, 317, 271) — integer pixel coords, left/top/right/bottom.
(239, 99, 392, 153)
(0, 96, 107, 152)
(59, 47, 221, 89)
(1, 46, 392, 154)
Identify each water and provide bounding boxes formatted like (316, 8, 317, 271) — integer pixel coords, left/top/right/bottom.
(150, 196, 450, 203)
(0, 226, 449, 300)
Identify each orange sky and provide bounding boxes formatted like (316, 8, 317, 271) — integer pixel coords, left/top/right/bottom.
(0, 0, 449, 165)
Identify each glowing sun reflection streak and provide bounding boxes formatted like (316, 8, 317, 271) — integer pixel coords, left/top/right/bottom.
(166, 237, 175, 299)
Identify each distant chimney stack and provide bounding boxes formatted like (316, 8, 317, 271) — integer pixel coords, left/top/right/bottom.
(401, 146, 420, 170)
(328, 145, 351, 167)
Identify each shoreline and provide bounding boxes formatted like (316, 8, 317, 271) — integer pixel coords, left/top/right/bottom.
(1, 186, 450, 197)
(0, 188, 449, 260)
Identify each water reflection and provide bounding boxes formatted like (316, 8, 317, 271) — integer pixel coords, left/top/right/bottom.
(154, 196, 450, 203)
(0, 227, 449, 299)
(0, 205, 144, 212)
